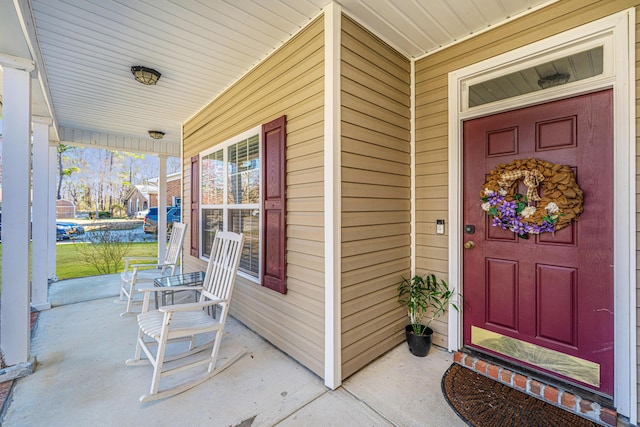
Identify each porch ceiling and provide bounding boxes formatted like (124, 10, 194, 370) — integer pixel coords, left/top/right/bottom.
(0, 0, 554, 155)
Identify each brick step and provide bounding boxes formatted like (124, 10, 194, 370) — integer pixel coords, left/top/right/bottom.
(453, 351, 617, 426)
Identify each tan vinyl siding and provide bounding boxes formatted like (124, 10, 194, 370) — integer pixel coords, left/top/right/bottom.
(182, 16, 326, 377)
(415, 0, 638, 352)
(340, 15, 411, 379)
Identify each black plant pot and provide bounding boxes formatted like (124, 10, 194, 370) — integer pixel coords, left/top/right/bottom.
(405, 324, 433, 357)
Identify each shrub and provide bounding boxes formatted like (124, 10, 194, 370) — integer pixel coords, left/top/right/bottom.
(88, 211, 111, 219)
(73, 224, 134, 274)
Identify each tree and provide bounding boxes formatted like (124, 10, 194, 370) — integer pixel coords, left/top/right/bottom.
(57, 144, 80, 200)
(121, 151, 145, 186)
(57, 146, 182, 211)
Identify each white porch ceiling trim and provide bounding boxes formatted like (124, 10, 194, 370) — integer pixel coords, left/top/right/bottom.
(58, 126, 179, 157)
(0, 52, 34, 72)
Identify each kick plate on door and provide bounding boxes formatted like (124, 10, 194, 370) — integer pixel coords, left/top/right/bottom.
(471, 326, 599, 387)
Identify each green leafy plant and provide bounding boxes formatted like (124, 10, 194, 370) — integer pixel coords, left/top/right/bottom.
(397, 273, 459, 335)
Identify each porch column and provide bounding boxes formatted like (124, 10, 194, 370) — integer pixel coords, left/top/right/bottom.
(323, 2, 342, 389)
(31, 117, 52, 311)
(48, 142, 57, 280)
(0, 54, 35, 368)
(157, 154, 167, 262)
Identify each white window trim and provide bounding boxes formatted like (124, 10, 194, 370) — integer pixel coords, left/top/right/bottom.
(199, 125, 262, 284)
(447, 9, 635, 420)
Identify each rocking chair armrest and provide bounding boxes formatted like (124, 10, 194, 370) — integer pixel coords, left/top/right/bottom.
(123, 256, 160, 262)
(122, 256, 159, 270)
(159, 299, 225, 313)
(131, 262, 177, 272)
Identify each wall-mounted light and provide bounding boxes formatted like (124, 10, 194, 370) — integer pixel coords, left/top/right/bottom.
(131, 66, 161, 85)
(148, 130, 165, 139)
(537, 73, 570, 89)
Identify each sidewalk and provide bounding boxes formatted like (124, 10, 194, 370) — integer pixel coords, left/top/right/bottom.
(2, 275, 465, 426)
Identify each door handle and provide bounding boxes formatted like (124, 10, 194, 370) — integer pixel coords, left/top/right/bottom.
(464, 241, 475, 249)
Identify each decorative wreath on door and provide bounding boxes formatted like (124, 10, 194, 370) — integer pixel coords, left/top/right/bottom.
(480, 158, 583, 238)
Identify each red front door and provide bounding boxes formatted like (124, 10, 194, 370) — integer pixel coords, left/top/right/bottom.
(462, 90, 614, 396)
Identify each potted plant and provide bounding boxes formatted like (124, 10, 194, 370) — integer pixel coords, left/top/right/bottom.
(397, 273, 458, 357)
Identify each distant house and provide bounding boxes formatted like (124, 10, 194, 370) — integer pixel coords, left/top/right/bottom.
(123, 172, 181, 217)
(149, 172, 181, 207)
(55, 199, 75, 218)
(122, 184, 155, 217)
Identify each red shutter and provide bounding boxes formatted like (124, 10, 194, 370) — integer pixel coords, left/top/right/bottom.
(262, 116, 287, 294)
(190, 155, 199, 257)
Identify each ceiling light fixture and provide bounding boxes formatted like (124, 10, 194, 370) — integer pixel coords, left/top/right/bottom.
(537, 73, 570, 89)
(131, 66, 161, 85)
(148, 130, 165, 139)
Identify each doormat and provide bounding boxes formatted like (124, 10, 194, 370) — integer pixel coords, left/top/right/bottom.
(441, 364, 599, 427)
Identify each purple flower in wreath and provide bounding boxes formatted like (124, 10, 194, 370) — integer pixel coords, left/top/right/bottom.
(487, 193, 504, 206)
(540, 221, 556, 233)
(525, 223, 542, 234)
(482, 182, 561, 237)
(509, 217, 527, 235)
(498, 200, 517, 217)
(492, 216, 508, 229)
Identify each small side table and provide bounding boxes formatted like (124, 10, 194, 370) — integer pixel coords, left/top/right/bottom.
(153, 271, 206, 309)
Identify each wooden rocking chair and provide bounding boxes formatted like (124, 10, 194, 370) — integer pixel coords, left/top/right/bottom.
(118, 222, 187, 316)
(126, 231, 245, 402)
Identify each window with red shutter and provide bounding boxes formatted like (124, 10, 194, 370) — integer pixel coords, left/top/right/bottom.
(197, 127, 261, 279)
(261, 116, 287, 294)
(195, 118, 286, 294)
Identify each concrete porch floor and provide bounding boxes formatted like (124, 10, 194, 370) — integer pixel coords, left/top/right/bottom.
(1, 275, 466, 427)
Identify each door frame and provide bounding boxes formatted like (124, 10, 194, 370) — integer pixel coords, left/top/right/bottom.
(446, 9, 636, 420)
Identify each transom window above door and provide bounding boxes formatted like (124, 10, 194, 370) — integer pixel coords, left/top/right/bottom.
(468, 46, 604, 108)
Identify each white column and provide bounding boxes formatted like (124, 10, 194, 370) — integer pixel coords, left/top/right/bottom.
(1, 58, 34, 366)
(47, 142, 57, 280)
(157, 155, 167, 262)
(31, 117, 52, 311)
(323, 2, 342, 389)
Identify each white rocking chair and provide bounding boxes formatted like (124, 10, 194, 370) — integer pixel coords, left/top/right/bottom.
(118, 222, 187, 316)
(126, 231, 245, 402)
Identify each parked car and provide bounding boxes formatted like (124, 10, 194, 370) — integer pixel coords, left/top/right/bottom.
(143, 207, 181, 234)
(63, 222, 85, 235)
(56, 223, 71, 241)
(134, 209, 149, 219)
(56, 222, 85, 240)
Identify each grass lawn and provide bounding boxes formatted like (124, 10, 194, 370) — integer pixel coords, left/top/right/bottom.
(0, 242, 159, 291)
(55, 241, 158, 280)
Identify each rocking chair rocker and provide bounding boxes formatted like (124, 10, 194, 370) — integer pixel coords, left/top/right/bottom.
(126, 231, 245, 402)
